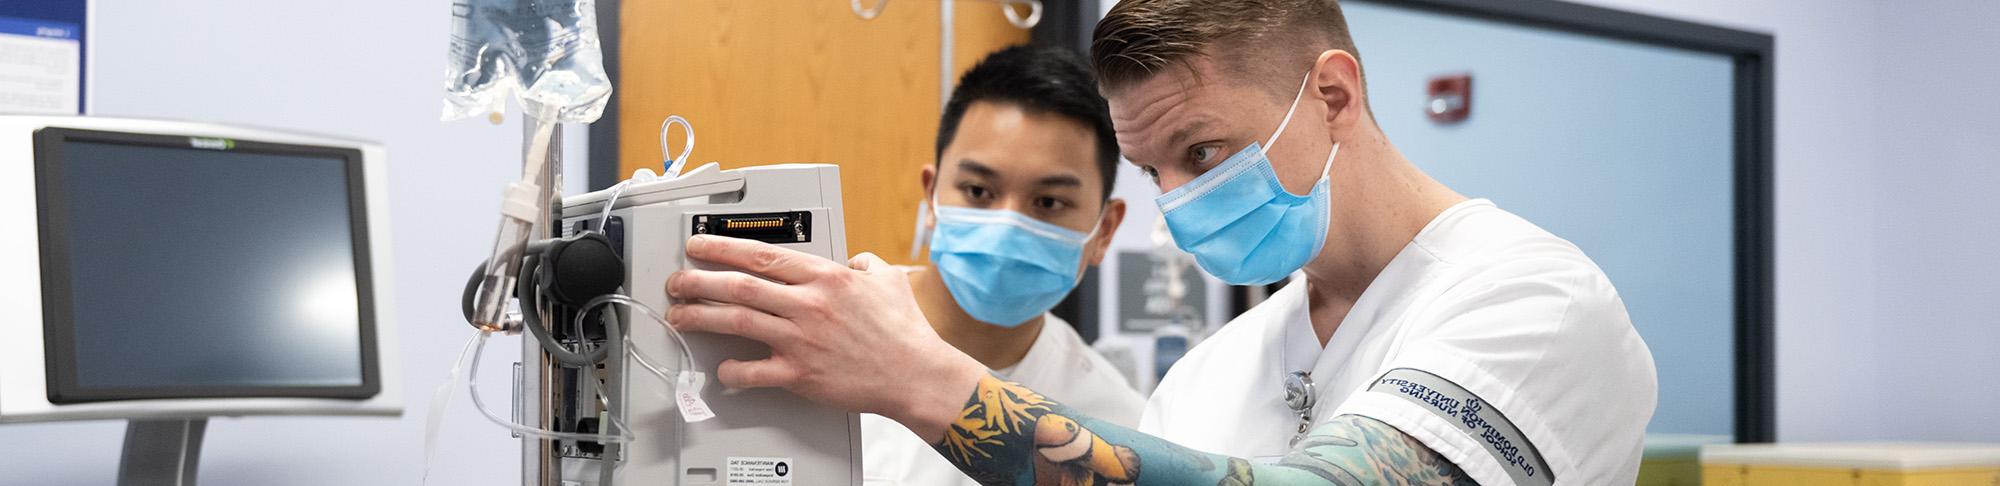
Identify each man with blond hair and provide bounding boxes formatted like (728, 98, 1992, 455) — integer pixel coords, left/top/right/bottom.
(663, 0, 1659, 484)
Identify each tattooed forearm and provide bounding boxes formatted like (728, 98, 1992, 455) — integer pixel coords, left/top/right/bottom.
(1273, 416, 1479, 485)
(932, 374, 1476, 485)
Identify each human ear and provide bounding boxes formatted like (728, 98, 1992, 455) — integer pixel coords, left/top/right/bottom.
(919, 164, 938, 198)
(1084, 198, 1128, 267)
(1312, 49, 1365, 130)
(919, 164, 940, 231)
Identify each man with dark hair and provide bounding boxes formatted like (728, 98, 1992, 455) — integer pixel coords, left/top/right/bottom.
(936, 45, 1123, 199)
(861, 44, 1145, 486)
(663, 0, 1657, 484)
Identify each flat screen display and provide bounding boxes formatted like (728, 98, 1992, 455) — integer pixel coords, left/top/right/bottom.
(34, 128, 377, 403)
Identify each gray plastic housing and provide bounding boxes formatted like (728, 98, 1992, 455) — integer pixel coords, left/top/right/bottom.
(543, 162, 860, 486)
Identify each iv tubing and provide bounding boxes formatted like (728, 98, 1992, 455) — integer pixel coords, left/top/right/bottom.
(455, 294, 700, 443)
(467, 331, 636, 443)
(574, 294, 698, 377)
(595, 179, 631, 231)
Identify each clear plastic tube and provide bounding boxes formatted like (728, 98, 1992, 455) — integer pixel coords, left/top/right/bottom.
(660, 115, 695, 177)
(595, 179, 631, 231)
(467, 331, 636, 443)
(584, 114, 691, 235)
(587, 294, 714, 423)
(468, 222, 529, 332)
(628, 343, 679, 388)
(421, 331, 483, 484)
(468, 121, 561, 332)
(451, 292, 700, 447)
(574, 294, 699, 377)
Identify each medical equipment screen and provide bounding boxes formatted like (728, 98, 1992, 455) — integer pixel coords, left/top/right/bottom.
(34, 128, 379, 403)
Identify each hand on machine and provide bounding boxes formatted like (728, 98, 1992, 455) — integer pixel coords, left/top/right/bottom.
(444, 116, 863, 486)
(437, 3, 861, 483)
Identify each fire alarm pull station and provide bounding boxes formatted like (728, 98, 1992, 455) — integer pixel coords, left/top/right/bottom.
(1427, 74, 1472, 124)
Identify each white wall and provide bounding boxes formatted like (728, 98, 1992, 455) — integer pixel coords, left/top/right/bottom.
(1555, 0, 1897, 442)
(0, 0, 578, 483)
(1499, 0, 2000, 442)
(1867, 0, 2000, 443)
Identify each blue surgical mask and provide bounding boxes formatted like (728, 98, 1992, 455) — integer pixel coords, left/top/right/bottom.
(927, 201, 1097, 327)
(1155, 71, 1339, 286)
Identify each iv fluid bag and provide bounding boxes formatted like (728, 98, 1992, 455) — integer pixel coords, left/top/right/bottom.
(443, 0, 611, 123)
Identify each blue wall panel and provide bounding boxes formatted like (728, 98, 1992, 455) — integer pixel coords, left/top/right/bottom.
(1346, 1, 1737, 437)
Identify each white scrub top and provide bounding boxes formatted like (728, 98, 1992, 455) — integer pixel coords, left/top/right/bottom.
(1140, 199, 1657, 486)
(862, 313, 1146, 486)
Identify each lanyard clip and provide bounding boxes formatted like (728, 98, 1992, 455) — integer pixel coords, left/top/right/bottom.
(1283, 371, 1315, 445)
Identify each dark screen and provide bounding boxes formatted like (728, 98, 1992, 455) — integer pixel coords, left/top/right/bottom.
(56, 140, 365, 390)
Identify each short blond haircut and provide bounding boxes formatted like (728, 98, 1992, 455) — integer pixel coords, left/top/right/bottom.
(1091, 0, 1363, 102)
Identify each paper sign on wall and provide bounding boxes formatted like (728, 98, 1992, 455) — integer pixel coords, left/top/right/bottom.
(0, 16, 81, 115)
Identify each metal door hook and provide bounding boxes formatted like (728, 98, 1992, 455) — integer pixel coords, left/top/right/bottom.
(852, 0, 889, 20)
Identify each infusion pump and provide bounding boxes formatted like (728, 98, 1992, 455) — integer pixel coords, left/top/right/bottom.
(518, 162, 860, 486)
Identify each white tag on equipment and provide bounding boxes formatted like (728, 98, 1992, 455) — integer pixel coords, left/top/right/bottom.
(676, 370, 717, 423)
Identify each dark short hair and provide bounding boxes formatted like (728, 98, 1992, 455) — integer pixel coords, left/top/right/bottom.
(937, 44, 1120, 199)
(1092, 0, 1362, 102)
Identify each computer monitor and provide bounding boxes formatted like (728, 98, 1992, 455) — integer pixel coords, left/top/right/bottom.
(0, 116, 400, 484)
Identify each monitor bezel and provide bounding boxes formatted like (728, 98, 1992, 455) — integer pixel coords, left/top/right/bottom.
(33, 127, 382, 403)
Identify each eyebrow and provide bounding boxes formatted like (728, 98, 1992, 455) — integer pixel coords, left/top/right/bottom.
(956, 159, 999, 178)
(1035, 174, 1083, 189)
(958, 159, 1083, 189)
(1165, 117, 1212, 150)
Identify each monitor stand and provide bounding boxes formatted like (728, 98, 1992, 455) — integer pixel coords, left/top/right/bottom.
(118, 419, 206, 486)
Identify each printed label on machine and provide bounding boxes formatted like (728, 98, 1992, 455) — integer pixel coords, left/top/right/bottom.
(676, 371, 717, 422)
(726, 457, 794, 485)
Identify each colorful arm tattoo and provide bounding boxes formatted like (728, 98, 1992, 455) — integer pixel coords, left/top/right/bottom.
(933, 374, 1477, 485)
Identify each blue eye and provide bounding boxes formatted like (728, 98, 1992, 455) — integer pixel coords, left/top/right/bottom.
(1189, 144, 1222, 166)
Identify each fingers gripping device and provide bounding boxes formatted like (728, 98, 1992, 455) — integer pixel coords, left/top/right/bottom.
(465, 161, 861, 485)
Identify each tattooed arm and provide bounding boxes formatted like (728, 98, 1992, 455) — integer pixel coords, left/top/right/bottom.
(936, 374, 1475, 486)
(661, 238, 1471, 484)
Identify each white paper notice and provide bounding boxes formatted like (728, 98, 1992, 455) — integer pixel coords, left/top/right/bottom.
(726, 457, 794, 486)
(0, 17, 81, 115)
(676, 370, 717, 423)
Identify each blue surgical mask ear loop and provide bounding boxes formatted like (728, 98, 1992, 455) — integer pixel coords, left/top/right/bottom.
(926, 192, 1108, 245)
(1148, 66, 1344, 286)
(911, 190, 937, 261)
(1073, 204, 1108, 283)
(1265, 69, 1342, 195)
(923, 191, 1109, 325)
(917, 189, 1106, 260)
(924, 192, 1108, 283)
